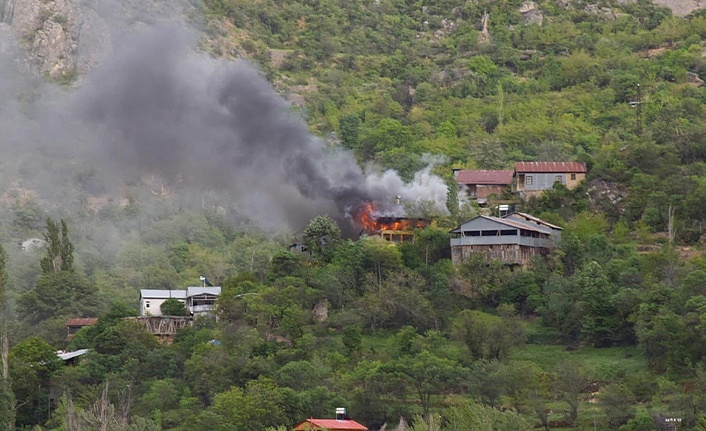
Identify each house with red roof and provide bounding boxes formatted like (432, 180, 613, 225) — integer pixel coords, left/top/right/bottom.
(66, 317, 98, 341)
(514, 161, 587, 198)
(294, 409, 367, 431)
(293, 418, 368, 431)
(453, 169, 514, 205)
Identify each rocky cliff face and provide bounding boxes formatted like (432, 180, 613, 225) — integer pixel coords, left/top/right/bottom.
(1, 0, 195, 82)
(1, 0, 705, 84)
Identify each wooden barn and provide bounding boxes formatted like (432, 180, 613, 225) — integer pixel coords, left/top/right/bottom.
(450, 213, 562, 266)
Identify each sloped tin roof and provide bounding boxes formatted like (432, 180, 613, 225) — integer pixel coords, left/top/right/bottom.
(508, 212, 563, 230)
(294, 419, 368, 431)
(515, 161, 587, 173)
(66, 318, 98, 327)
(455, 169, 514, 185)
(451, 215, 545, 234)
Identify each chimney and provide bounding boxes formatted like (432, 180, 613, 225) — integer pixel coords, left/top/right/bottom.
(395, 195, 401, 205)
(336, 408, 347, 420)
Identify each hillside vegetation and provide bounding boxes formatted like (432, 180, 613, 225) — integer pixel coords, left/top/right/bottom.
(4, 1, 706, 431)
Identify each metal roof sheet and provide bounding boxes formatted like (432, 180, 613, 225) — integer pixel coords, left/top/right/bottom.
(186, 286, 222, 297)
(294, 419, 368, 431)
(507, 212, 563, 230)
(455, 169, 514, 185)
(66, 318, 98, 327)
(140, 290, 187, 300)
(515, 161, 587, 173)
(57, 349, 90, 361)
(452, 215, 546, 234)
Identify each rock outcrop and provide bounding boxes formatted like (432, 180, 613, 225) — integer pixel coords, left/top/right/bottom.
(519, 1, 543, 26)
(1, 0, 195, 83)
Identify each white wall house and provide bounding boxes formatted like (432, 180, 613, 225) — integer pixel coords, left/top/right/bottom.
(139, 287, 222, 317)
(139, 290, 187, 316)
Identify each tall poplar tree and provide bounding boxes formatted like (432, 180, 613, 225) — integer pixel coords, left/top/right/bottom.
(0, 244, 15, 431)
(40, 218, 74, 274)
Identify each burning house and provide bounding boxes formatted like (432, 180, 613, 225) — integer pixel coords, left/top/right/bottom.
(357, 203, 430, 243)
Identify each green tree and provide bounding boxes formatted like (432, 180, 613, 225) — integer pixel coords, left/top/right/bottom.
(9, 337, 60, 426)
(19, 271, 99, 327)
(342, 325, 362, 359)
(600, 384, 637, 427)
(339, 114, 361, 149)
(450, 309, 525, 360)
(161, 298, 189, 316)
(40, 218, 74, 274)
(554, 360, 588, 426)
(444, 401, 530, 431)
(207, 378, 294, 431)
(303, 215, 342, 262)
(0, 244, 12, 431)
(381, 350, 464, 416)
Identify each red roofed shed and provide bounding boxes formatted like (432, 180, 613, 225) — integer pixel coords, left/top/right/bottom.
(454, 169, 514, 203)
(66, 318, 98, 340)
(293, 419, 368, 431)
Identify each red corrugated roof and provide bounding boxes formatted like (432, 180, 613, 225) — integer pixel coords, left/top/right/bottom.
(455, 170, 514, 185)
(515, 161, 587, 173)
(66, 318, 98, 327)
(294, 419, 368, 431)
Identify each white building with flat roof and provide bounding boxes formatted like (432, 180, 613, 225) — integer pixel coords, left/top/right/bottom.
(139, 287, 221, 317)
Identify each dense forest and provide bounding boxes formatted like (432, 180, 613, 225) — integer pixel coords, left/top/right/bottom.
(4, 0, 706, 430)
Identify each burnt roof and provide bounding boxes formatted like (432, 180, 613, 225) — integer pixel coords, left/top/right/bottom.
(455, 169, 514, 185)
(515, 161, 587, 173)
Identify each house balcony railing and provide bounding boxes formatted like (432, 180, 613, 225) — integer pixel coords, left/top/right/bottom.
(190, 304, 216, 314)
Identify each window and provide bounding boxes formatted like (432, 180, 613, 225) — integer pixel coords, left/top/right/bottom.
(555, 175, 562, 183)
(571, 173, 576, 180)
(526, 176, 533, 185)
(145, 301, 150, 308)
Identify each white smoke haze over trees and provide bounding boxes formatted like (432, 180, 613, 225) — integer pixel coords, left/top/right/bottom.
(0, 20, 448, 235)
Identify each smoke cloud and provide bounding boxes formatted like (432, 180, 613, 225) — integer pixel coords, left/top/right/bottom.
(1, 21, 448, 234)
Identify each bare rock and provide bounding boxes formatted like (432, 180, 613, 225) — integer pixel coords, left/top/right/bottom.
(312, 300, 328, 323)
(3, 0, 197, 82)
(519, 1, 543, 26)
(584, 4, 623, 20)
(269, 49, 291, 69)
(479, 11, 490, 44)
(653, 0, 705, 17)
(687, 71, 705, 87)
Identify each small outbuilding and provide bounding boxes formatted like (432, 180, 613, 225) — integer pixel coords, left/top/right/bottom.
(66, 317, 98, 341)
(454, 169, 514, 205)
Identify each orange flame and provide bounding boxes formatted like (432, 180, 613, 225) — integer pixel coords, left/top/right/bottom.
(356, 202, 429, 233)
